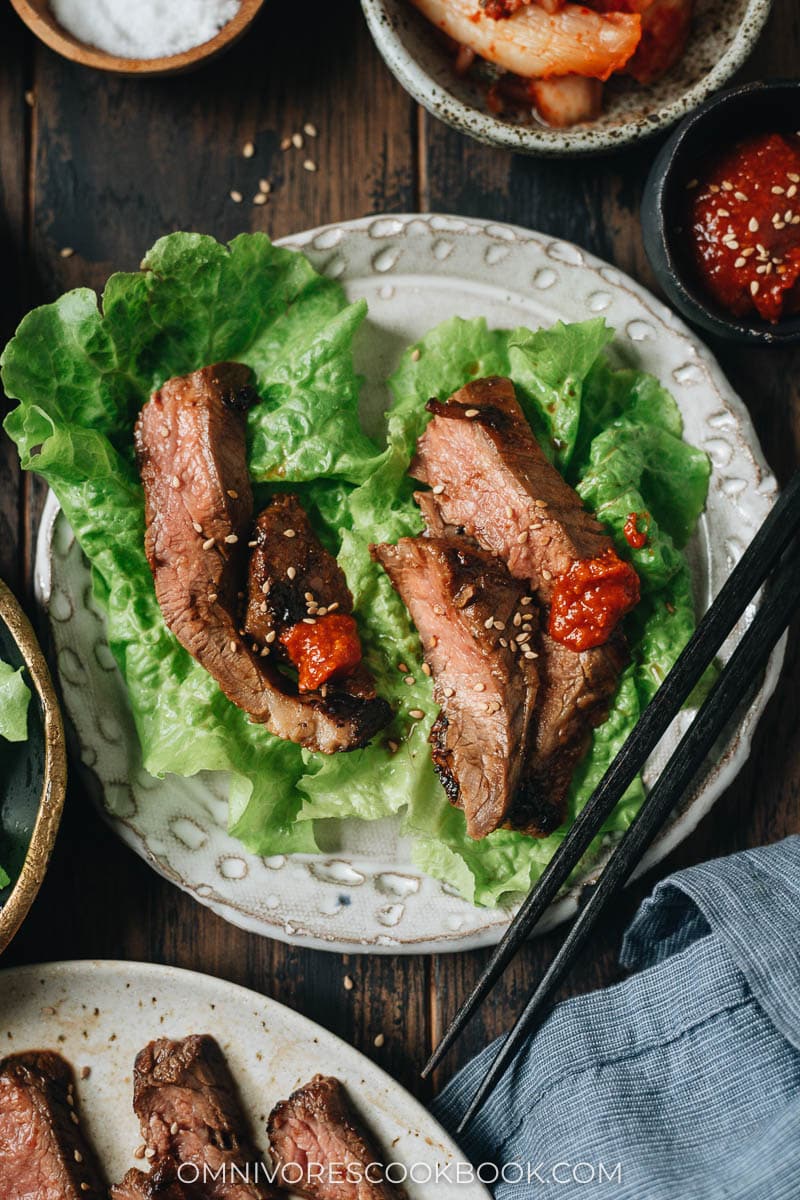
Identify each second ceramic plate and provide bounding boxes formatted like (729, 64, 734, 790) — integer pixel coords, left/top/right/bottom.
(36, 214, 780, 953)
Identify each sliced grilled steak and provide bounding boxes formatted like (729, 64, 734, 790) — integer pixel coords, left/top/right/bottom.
(136, 364, 387, 753)
(243, 494, 389, 713)
(130, 1035, 276, 1200)
(372, 537, 539, 839)
(112, 1165, 192, 1200)
(267, 1074, 404, 1200)
(411, 375, 628, 831)
(0, 1050, 106, 1200)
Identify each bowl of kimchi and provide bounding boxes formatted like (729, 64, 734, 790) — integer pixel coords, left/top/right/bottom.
(361, 0, 773, 154)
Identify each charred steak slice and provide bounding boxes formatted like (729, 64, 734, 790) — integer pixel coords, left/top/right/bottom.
(411, 376, 630, 833)
(131, 1035, 277, 1200)
(372, 537, 539, 839)
(267, 1074, 404, 1200)
(244, 494, 389, 714)
(0, 1050, 106, 1200)
(136, 363, 387, 753)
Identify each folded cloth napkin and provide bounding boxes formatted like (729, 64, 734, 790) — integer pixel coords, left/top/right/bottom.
(434, 837, 800, 1200)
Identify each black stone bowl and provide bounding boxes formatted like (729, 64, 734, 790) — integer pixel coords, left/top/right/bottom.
(642, 80, 800, 346)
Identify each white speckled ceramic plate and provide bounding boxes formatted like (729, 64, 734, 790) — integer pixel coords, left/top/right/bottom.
(0, 960, 489, 1198)
(35, 214, 782, 953)
(361, 0, 773, 155)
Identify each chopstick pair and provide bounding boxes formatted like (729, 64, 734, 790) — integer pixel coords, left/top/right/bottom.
(422, 469, 800, 1133)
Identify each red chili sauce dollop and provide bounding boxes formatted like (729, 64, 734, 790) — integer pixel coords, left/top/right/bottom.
(623, 511, 650, 550)
(689, 132, 800, 324)
(281, 613, 363, 692)
(549, 548, 641, 652)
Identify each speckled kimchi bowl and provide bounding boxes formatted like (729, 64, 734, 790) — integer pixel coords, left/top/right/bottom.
(361, 0, 774, 156)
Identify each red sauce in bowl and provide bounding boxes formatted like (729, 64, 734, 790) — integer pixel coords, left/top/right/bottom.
(549, 548, 640, 652)
(281, 614, 363, 692)
(689, 132, 800, 324)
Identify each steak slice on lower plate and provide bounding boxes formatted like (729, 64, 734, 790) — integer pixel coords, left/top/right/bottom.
(267, 1074, 404, 1200)
(0, 1050, 106, 1200)
(411, 375, 628, 829)
(136, 363, 386, 753)
(112, 1165, 193, 1200)
(372, 536, 539, 839)
(130, 1035, 276, 1200)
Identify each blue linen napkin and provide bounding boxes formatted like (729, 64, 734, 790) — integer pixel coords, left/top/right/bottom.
(434, 837, 800, 1199)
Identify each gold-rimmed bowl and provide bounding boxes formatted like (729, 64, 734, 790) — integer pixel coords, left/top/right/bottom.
(9, 0, 265, 76)
(0, 580, 67, 955)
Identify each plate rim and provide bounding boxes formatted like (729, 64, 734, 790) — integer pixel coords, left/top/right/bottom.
(33, 212, 784, 954)
(0, 957, 492, 1199)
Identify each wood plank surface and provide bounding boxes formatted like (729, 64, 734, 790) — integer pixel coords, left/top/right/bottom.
(1, 0, 798, 1112)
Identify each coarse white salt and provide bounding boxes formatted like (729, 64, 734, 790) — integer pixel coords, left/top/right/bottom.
(50, 0, 241, 60)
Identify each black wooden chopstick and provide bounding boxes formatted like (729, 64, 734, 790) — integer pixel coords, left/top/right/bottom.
(423, 469, 800, 1081)
(456, 534, 800, 1132)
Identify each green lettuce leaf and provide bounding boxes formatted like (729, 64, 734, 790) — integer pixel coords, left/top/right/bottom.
(0, 658, 31, 744)
(2, 236, 711, 907)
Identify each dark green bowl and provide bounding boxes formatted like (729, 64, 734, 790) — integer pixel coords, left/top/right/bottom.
(0, 581, 67, 954)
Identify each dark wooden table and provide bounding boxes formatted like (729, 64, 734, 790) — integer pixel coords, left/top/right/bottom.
(1, 0, 798, 1105)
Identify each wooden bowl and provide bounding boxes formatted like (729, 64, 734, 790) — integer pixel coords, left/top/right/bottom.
(9, 0, 265, 76)
(0, 581, 67, 955)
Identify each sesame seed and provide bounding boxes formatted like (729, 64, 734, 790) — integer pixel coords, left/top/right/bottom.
(474, 683, 486, 692)
(316, 606, 326, 616)
(789, 173, 800, 183)
(292, 133, 303, 148)
(287, 567, 297, 579)
(513, 612, 522, 627)
(521, 596, 532, 605)
(505, 505, 514, 518)
(493, 620, 505, 630)
(343, 974, 354, 990)
(772, 185, 785, 195)
(25, 89, 35, 106)
(60, 246, 75, 258)
(750, 280, 760, 296)
(717, 208, 730, 218)
(242, 141, 255, 158)
(480, 702, 490, 712)
(280, 136, 292, 151)
(374, 1032, 385, 1047)
(327, 601, 339, 611)
(304, 591, 315, 602)
(265, 633, 276, 647)
(421, 662, 432, 677)
(756, 264, 769, 274)
(208, 593, 218, 603)
(541, 569, 553, 581)
(229, 641, 237, 653)
(748, 217, 760, 233)
(203, 538, 215, 550)
(81, 1185, 91, 1193)
(170, 475, 180, 489)
(134, 1145, 146, 1160)
(283, 528, 296, 538)
(170, 1122, 179, 1135)
(734, 257, 746, 268)
(145, 1147, 156, 1159)
(261, 581, 271, 594)
(304, 122, 318, 137)
(509, 639, 517, 652)
(726, 240, 740, 250)
(789, 185, 798, 199)
(192, 522, 202, 534)
(484, 616, 495, 630)
(410, 348, 421, 362)
(524, 650, 537, 660)
(517, 632, 531, 644)
(534, 499, 548, 508)
(464, 408, 479, 418)
(230, 190, 243, 203)
(517, 531, 529, 544)
(397, 662, 409, 673)
(404, 676, 415, 685)
(686, 178, 698, 190)
(80, 1067, 90, 1080)
(432, 484, 445, 495)
(303, 159, 317, 173)
(260, 647, 270, 657)
(227, 489, 238, 499)
(74, 1150, 83, 1163)
(443, 687, 455, 698)
(70, 1111, 79, 1125)
(742, 247, 755, 257)
(735, 192, 748, 202)
(409, 709, 425, 719)
(499, 638, 508, 648)
(259, 179, 271, 194)
(387, 741, 398, 754)
(224, 533, 239, 544)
